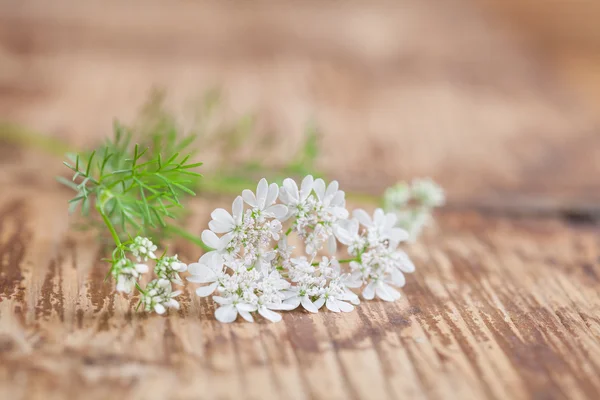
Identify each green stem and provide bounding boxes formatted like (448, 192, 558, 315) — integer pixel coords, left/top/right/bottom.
(165, 224, 211, 251)
(97, 204, 121, 248)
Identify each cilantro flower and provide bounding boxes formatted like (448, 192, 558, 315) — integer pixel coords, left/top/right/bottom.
(141, 279, 181, 314)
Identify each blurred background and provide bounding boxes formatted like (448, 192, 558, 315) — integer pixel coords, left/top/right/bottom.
(0, 0, 599, 214)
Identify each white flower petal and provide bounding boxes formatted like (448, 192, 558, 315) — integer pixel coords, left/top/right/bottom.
(313, 179, 326, 201)
(135, 263, 149, 274)
(325, 180, 339, 199)
(373, 208, 386, 226)
(390, 228, 409, 243)
(284, 297, 301, 309)
(327, 235, 337, 254)
(209, 219, 234, 234)
(300, 175, 314, 201)
(213, 296, 232, 305)
(242, 189, 258, 207)
(256, 178, 269, 209)
(237, 303, 258, 312)
(313, 297, 326, 309)
(201, 230, 220, 249)
(375, 283, 400, 302)
(330, 190, 345, 206)
(326, 298, 341, 313)
(215, 305, 238, 323)
(258, 307, 282, 323)
(187, 263, 217, 281)
(337, 300, 354, 313)
(265, 204, 288, 220)
(363, 282, 376, 300)
(239, 310, 254, 323)
(300, 296, 319, 313)
(154, 304, 166, 314)
(211, 208, 235, 225)
(195, 282, 218, 297)
(353, 209, 372, 227)
(167, 299, 180, 310)
(232, 196, 244, 224)
(282, 178, 300, 202)
(391, 269, 406, 287)
(397, 251, 416, 273)
(265, 183, 279, 206)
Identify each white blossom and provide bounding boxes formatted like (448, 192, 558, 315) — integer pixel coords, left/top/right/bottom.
(114, 259, 148, 294)
(155, 254, 187, 285)
(129, 236, 157, 261)
(141, 279, 181, 314)
(188, 175, 434, 323)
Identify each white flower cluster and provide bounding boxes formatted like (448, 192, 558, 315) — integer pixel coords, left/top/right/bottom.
(383, 178, 445, 241)
(188, 176, 425, 323)
(111, 236, 187, 314)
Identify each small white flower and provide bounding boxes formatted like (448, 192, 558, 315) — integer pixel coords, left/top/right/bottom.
(114, 259, 148, 294)
(155, 255, 187, 285)
(279, 175, 314, 220)
(353, 208, 408, 244)
(242, 178, 288, 219)
(186, 253, 225, 297)
(208, 196, 244, 234)
(213, 295, 258, 323)
(129, 236, 157, 261)
(411, 178, 445, 208)
(141, 279, 181, 314)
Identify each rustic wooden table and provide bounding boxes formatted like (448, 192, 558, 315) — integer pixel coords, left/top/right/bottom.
(1, 1, 599, 399)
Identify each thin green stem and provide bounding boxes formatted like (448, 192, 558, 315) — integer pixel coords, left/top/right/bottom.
(312, 257, 359, 266)
(97, 204, 122, 248)
(165, 224, 211, 251)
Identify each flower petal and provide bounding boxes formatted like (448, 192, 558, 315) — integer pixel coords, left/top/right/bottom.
(258, 307, 282, 323)
(282, 178, 300, 202)
(237, 303, 258, 312)
(363, 282, 376, 300)
(154, 304, 166, 314)
(242, 189, 257, 207)
(195, 282, 218, 297)
(353, 209, 372, 227)
(397, 251, 416, 273)
(325, 180, 339, 199)
(211, 208, 234, 225)
(187, 263, 216, 280)
(265, 204, 288, 220)
(313, 179, 326, 201)
(313, 297, 326, 309)
(238, 310, 254, 323)
(300, 296, 319, 313)
(215, 305, 238, 323)
(375, 283, 401, 302)
(327, 235, 337, 254)
(256, 178, 269, 209)
(209, 219, 234, 234)
(326, 298, 341, 313)
(265, 183, 279, 206)
(300, 175, 314, 201)
(337, 300, 354, 313)
(135, 263, 149, 274)
(284, 297, 301, 309)
(201, 230, 220, 249)
(232, 196, 244, 224)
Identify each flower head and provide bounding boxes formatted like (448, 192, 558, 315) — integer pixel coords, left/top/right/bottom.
(129, 236, 157, 261)
(141, 279, 181, 314)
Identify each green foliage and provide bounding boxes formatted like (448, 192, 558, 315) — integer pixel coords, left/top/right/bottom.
(60, 120, 202, 244)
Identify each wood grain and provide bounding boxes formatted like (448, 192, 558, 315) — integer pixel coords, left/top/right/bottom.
(2, 1, 600, 399)
(1, 180, 599, 400)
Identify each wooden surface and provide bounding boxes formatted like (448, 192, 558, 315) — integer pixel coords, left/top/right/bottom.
(1, 0, 600, 399)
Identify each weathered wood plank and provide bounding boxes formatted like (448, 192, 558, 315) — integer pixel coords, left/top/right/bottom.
(0, 182, 599, 399)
